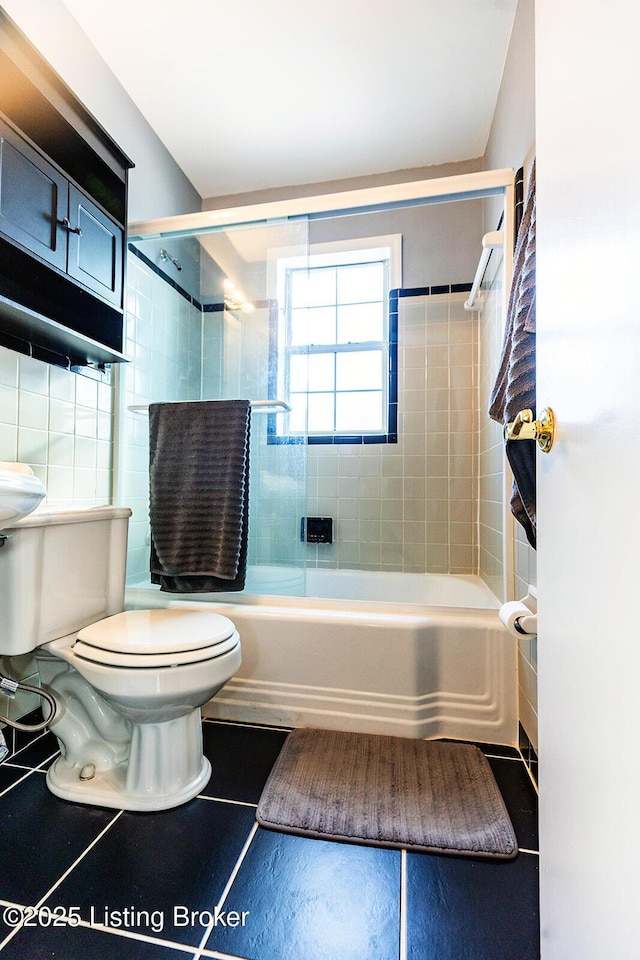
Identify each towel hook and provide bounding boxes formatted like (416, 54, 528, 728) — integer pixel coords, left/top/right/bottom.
(504, 407, 555, 453)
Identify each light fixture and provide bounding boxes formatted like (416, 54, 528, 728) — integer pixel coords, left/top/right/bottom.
(223, 279, 254, 313)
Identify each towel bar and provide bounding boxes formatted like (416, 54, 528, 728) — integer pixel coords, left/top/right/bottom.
(464, 230, 504, 311)
(128, 399, 291, 415)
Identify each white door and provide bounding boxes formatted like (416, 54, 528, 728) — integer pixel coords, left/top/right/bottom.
(536, 2, 640, 958)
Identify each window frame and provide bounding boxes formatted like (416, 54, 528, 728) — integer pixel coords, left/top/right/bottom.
(269, 235, 401, 446)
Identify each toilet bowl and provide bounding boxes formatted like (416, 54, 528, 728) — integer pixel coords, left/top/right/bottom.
(0, 504, 242, 811)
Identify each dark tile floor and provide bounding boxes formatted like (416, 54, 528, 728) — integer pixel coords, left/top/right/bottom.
(0, 719, 539, 959)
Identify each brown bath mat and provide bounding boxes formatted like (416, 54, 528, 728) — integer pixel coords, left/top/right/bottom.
(256, 728, 517, 860)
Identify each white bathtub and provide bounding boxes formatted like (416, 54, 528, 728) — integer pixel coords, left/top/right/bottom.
(125, 570, 516, 745)
(169, 565, 500, 609)
(306, 568, 500, 608)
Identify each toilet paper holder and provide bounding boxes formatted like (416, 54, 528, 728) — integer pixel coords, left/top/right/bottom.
(499, 587, 538, 637)
(513, 611, 537, 635)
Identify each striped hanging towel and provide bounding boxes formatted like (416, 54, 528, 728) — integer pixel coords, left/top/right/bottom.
(489, 159, 537, 548)
(148, 399, 251, 592)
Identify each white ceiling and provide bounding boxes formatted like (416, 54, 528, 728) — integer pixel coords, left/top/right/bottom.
(60, 0, 517, 200)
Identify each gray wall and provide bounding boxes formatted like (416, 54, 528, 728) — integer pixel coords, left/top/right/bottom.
(202, 159, 485, 293)
(2, 0, 201, 221)
(202, 157, 485, 209)
(484, 0, 535, 176)
(309, 198, 482, 289)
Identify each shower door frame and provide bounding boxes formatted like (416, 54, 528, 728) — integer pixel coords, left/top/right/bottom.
(126, 168, 517, 601)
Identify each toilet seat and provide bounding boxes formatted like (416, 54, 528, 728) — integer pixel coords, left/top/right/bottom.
(73, 608, 239, 668)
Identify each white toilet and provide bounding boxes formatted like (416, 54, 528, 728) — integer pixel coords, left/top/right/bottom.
(0, 503, 241, 811)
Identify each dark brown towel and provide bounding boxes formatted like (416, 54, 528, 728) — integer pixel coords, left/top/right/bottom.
(149, 400, 251, 592)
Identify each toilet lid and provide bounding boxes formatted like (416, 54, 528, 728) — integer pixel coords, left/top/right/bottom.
(73, 608, 239, 668)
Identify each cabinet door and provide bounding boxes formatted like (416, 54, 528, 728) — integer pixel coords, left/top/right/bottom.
(0, 117, 67, 271)
(66, 185, 123, 308)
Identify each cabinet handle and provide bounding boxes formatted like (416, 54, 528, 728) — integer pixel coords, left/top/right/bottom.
(58, 217, 82, 236)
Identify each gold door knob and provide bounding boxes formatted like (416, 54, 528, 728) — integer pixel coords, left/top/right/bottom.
(504, 407, 555, 453)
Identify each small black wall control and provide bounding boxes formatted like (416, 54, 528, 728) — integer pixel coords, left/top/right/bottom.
(301, 517, 333, 544)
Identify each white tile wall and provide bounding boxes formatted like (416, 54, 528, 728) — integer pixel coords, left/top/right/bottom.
(305, 291, 479, 573)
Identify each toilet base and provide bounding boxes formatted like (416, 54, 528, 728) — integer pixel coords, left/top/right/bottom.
(46, 752, 212, 811)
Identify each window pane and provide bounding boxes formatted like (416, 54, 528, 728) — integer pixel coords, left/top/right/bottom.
(289, 355, 308, 391)
(279, 250, 393, 441)
(308, 393, 335, 433)
(290, 308, 309, 347)
(337, 302, 383, 343)
(290, 353, 335, 392)
(288, 392, 307, 433)
(337, 262, 384, 304)
(290, 267, 335, 307)
(307, 353, 335, 391)
(291, 306, 336, 346)
(307, 306, 337, 345)
(336, 391, 383, 433)
(336, 350, 383, 391)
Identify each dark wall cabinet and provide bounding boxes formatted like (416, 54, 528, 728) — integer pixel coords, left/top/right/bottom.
(0, 10, 133, 367)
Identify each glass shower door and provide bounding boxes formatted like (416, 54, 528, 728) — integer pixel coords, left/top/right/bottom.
(120, 217, 310, 596)
(201, 220, 309, 595)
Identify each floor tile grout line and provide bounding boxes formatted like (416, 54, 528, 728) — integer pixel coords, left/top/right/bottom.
(198, 947, 252, 960)
(215, 822, 260, 911)
(197, 795, 258, 809)
(399, 849, 407, 960)
(9, 728, 51, 755)
(0, 900, 24, 953)
(0, 749, 60, 776)
(203, 718, 292, 733)
(514, 747, 540, 795)
(484, 752, 525, 761)
(32, 809, 124, 912)
(489, 750, 539, 798)
(0, 767, 39, 799)
(1, 761, 46, 772)
(523, 759, 540, 796)
(194, 821, 260, 959)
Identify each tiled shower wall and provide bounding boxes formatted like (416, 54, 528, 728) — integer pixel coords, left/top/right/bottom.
(305, 290, 479, 573)
(0, 344, 114, 720)
(118, 251, 202, 583)
(121, 281, 482, 578)
(478, 249, 507, 598)
(478, 245, 538, 755)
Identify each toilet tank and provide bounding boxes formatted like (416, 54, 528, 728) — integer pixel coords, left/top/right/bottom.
(0, 506, 132, 655)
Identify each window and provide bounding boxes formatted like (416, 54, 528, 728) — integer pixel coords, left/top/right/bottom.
(271, 236, 400, 444)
